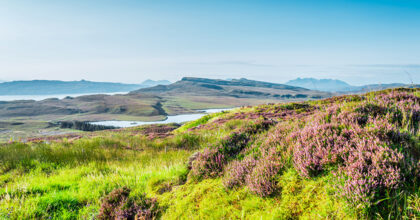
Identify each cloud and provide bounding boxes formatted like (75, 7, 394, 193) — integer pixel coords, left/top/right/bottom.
(185, 60, 276, 67)
(347, 64, 420, 68)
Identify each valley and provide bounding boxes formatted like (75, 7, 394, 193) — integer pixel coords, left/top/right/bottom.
(0, 77, 332, 142)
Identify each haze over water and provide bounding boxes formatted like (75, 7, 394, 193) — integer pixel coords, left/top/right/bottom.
(0, 92, 128, 101)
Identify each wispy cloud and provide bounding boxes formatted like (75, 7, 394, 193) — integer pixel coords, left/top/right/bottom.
(347, 64, 420, 68)
(185, 60, 276, 67)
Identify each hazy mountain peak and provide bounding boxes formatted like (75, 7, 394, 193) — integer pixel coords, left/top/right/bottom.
(285, 77, 417, 92)
(286, 78, 352, 92)
(141, 79, 171, 86)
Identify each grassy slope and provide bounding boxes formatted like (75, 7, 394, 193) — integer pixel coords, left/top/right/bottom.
(0, 88, 419, 219)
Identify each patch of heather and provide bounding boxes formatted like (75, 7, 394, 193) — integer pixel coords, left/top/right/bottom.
(190, 89, 419, 209)
(198, 103, 316, 130)
(372, 91, 420, 134)
(26, 133, 86, 143)
(336, 137, 405, 207)
(218, 119, 274, 157)
(97, 187, 159, 220)
(292, 121, 354, 177)
(240, 121, 297, 164)
(223, 156, 257, 188)
(138, 124, 179, 139)
(189, 147, 226, 179)
(318, 94, 365, 105)
(290, 91, 419, 208)
(245, 148, 284, 197)
(189, 119, 275, 180)
(97, 187, 131, 220)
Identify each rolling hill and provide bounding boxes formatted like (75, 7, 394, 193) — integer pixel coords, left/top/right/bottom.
(132, 77, 330, 99)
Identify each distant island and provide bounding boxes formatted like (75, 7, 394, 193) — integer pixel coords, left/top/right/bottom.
(0, 79, 171, 95)
(286, 77, 417, 92)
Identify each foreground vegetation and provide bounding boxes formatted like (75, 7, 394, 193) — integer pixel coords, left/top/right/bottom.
(0, 88, 419, 219)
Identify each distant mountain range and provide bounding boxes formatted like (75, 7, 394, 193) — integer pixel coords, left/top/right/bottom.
(0, 79, 171, 95)
(285, 78, 418, 92)
(1, 77, 415, 96)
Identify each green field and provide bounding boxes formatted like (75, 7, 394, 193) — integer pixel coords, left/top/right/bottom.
(0, 88, 419, 219)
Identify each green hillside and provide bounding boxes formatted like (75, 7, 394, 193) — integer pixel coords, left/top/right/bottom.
(0, 88, 418, 219)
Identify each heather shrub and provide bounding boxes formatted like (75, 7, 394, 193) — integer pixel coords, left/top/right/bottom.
(219, 131, 250, 157)
(189, 119, 275, 180)
(245, 155, 283, 197)
(223, 156, 257, 188)
(374, 91, 420, 134)
(292, 121, 353, 177)
(97, 187, 131, 219)
(356, 103, 386, 117)
(336, 137, 405, 207)
(220, 120, 274, 150)
(97, 187, 159, 220)
(189, 148, 226, 179)
(291, 92, 420, 212)
(251, 121, 296, 162)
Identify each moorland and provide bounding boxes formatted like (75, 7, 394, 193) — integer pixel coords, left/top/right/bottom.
(0, 88, 418, 219)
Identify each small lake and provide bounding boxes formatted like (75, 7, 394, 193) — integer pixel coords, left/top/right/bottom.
(90, 108, 232, 128)
(0, 92, 128, 101)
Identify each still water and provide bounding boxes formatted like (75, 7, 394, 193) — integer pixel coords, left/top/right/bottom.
(90, 109, 232, 128)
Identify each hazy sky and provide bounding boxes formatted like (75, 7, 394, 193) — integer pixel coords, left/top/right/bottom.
(1, 0, 419, 85)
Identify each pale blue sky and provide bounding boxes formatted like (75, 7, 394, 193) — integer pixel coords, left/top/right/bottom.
(1, 0, 419, 85)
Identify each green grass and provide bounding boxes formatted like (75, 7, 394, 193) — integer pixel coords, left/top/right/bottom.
(159, 170, 351, 219)
(0, 118, 242, 219)
(0, 143, 192, 219)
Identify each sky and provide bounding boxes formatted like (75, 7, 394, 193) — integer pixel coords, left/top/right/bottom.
(0, 0, 419, 85)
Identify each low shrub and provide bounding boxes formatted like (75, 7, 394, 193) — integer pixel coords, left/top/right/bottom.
(336, 137, 405, 207)
(223, 156, 256, 188)
(97, 187, 159, 220)
(189, 120, 275, 180)
(245, 148, 284, 197)
(245, 158, 282, 197)
(189, 148, 226, 180)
